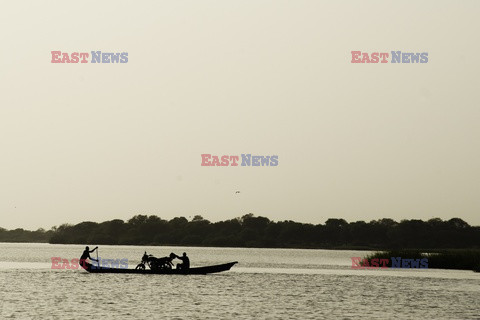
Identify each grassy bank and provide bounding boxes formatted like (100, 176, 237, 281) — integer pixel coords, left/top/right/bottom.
(363, 249, 480, 272)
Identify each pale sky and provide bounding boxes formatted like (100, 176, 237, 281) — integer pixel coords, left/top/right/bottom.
(1, 1, 479, 230)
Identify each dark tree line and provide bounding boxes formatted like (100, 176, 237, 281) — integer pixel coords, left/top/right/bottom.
(1, 215, 478, 249)
(0, 227, 52, 243)
(43, 215, 479, 249)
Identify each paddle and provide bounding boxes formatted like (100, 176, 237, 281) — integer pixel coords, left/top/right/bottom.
(96, 246, 100, 269)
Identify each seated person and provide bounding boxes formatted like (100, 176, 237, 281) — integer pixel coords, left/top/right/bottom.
(174, 252, 190, 270)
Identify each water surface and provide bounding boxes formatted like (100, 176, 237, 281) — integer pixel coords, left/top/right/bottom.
(0, 243, 478, 319)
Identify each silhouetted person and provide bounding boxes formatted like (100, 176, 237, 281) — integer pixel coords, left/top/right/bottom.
(80, 246, 98, 269)
(175, 252, 190, 270)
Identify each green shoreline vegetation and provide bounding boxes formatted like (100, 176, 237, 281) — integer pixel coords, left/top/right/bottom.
(1, 214, 478, 250)
(362, 250, 480, 272)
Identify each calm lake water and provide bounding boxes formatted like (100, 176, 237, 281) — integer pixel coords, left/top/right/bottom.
(0, 243, 479, 319)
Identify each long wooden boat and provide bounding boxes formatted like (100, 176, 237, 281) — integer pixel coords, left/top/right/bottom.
(82, 261, 238, 275)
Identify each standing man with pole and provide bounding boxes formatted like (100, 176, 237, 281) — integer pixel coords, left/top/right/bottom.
(79, 246, 99, 270)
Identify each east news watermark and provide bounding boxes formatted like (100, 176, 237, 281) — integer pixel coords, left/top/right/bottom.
(51, 257, 129, 270)
(51, 51, 128, 63)
(350, 51, 429, 63)
(201, 154, 279, 166)
(351, 257, 429, 269)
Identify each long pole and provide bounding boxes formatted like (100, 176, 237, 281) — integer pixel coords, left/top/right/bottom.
(96, 247, 100, 269)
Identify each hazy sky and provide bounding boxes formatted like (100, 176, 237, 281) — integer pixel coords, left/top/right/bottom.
(1, 1, 479, 230)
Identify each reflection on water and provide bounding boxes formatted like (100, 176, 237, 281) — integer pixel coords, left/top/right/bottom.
(0, 243, 479, 319)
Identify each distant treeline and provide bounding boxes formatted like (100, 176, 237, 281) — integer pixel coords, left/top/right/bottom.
(1, 215, 478, 249)
(0, 227, 52, 243)
(23, 214, 477, 249)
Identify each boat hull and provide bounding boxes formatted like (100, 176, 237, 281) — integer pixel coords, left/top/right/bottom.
(83, 261, 238, 275)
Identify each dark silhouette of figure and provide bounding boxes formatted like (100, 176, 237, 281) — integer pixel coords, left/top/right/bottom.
(79, 246, 98, 270)
(174, 252, 190, 270)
